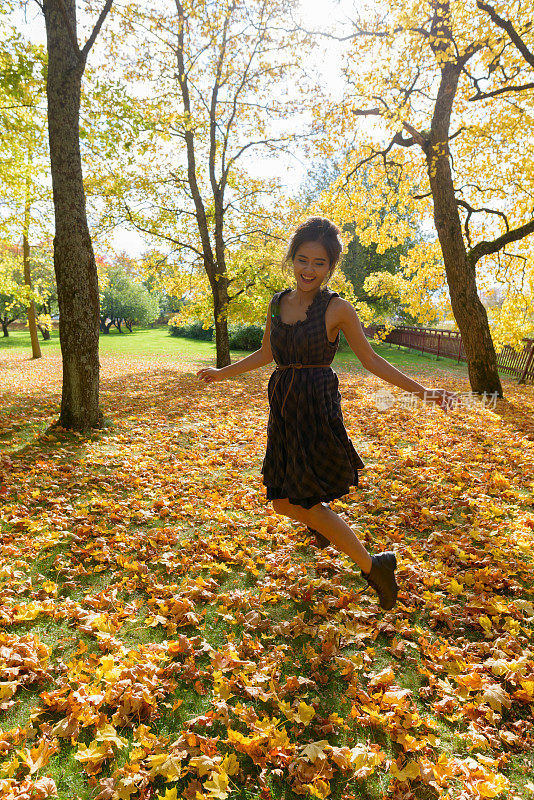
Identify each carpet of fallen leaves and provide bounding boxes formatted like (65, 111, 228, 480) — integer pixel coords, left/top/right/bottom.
(1, 348, 534, 800)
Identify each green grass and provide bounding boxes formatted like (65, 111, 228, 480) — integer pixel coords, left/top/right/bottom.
(1, 325, 471, 378)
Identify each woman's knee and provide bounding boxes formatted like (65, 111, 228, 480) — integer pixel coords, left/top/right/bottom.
(272, 498, 306, 521)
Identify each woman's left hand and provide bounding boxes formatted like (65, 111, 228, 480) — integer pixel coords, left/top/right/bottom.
(424, 388, 461, 412)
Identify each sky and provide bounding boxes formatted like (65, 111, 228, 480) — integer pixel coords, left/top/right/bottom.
(13, 0, 356, 257)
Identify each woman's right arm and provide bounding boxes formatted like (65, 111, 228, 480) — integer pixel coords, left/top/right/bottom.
(197, 301, 273, 383)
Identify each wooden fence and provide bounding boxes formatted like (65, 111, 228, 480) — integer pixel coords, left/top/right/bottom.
(364, 324, 534, 384)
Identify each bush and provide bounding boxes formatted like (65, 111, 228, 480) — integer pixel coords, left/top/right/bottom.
(168, 319, 213, 340)
(168, 319, 264, 350)
(227, 324, 263, 351)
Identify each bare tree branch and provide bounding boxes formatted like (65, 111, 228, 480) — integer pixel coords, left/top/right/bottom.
(123, 202, 203, 258)
(449, 125, 467, 140)
(402, 121, 426, 147)
(351, 106, 426, 147)
(476, 0, 534, 67)
(457, 198, 510, 233)
(352, 107, 381, 116)
(228, 280, 255, 302)
(468, 217, 534, 266)
(82, 0, 113, 59)
(469, 81, 534, 101)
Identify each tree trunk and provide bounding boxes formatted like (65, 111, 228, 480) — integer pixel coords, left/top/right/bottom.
(38, 325, 51, 340)
(23, 231, 42, 360)
(426, 146, 502, 395)
(425, 53, 503, 397)
(210, 174, 230, 366)
(43, 0, 102, 430)
(211, 273, 230, 368)
(2, 322, 8, 337)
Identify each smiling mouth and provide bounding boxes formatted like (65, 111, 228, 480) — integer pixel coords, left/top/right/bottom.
(301, 275, 316, 282)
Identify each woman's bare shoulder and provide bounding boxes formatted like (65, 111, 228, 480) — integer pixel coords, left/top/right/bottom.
(327, 296, 357, 321)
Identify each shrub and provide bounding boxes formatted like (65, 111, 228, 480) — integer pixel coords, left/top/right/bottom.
(168, 318, 214, 340)
(227, 324, 263, 351)
(168, 318, 265, 350)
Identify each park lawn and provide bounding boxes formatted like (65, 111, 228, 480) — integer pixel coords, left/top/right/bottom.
(1, 324, 473, 375)
(0, 334, 533, 800)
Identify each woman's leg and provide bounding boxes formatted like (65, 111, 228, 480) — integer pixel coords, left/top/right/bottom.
(271, 498, 372, 573)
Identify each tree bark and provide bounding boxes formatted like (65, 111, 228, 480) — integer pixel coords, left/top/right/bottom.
(211, 273, 230, 367)
(23, 157, 41, 359)
(38, 325, 51, 340)
(2, 322, 9, 337)
(23, 232, 42, 360)
(43, 0, 102, 429)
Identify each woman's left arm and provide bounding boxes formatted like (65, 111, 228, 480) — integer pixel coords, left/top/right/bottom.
(334, 299, 460, 411)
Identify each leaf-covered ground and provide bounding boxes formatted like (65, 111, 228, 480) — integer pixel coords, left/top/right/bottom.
(1, 346, 534, 800)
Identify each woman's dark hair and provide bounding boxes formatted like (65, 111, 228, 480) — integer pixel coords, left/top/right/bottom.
(284, 217, 343, 276)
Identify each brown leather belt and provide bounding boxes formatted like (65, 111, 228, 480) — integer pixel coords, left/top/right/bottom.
(273, 363, 331, 414)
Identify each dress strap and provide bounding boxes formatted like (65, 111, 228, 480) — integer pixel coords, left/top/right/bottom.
(321, 286, 339, 306)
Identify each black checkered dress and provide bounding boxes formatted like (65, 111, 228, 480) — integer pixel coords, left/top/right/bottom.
(261, 286, 365, 509)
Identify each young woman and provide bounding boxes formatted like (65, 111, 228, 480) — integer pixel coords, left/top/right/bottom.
(197, 217, 459, 610)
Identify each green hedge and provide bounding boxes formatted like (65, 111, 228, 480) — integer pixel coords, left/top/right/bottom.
(168, 320, 263, 351)
(168, 321, 213, 341)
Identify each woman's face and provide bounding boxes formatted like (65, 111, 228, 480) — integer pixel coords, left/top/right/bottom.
(292, 240, 331, 295)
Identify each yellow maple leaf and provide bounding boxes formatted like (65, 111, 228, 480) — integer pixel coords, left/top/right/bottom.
(146, 753, 168, 776)
(13, 602, 41, 621)
(301, 740, 329, 763)
(482, 685, 511, 712)
(449, 578, 463, 595)
(295, 701, 315, 725)
(95, 723, 127, 748)
(17, 739, 59, 775)
(0, 756, 19, 778)
(158, 788, 179, 800)
(0, 682, 18, 701)
(204, 770, 229, 799)
(390, 760, 421, 781)
(474, 774, 509, 798)
(479, 615, 492, 633)
(74, 740, 110, 766)
(220, 753, 239, 776)
(115, 774, 139, 800)
(307, 779, 331, 798)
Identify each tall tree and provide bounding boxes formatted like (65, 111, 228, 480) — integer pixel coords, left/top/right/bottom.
(88, 0, 309, 367)
(41, 0, 112, 429)
(0, 32, 50, 357)
(322, 0, 534, 396)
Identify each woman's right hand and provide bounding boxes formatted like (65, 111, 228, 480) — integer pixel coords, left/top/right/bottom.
(197, 367, 222, 383)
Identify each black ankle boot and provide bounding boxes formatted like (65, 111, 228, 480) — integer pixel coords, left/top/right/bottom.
(362, 552, 398, 610)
